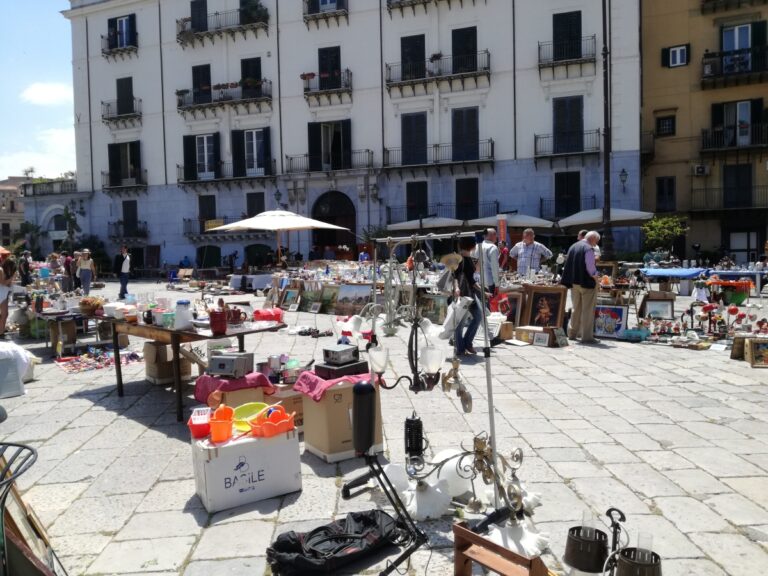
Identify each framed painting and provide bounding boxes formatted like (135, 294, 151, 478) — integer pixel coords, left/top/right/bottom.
(335, 284, 373, 316)
(532, 332, 551, 347)
(298, 290, 322, 312)
(280, 288, 301, 310)
(595, 261, 619, 279)
(418, 293, 449, 324)
(320, 285, 340, 314)
(310, 302, 323, 314)
(594, 305, 629, 339)
(499, 292, 524, 326)
(523, 285, 566, 329)
(645, 299, 674, 320)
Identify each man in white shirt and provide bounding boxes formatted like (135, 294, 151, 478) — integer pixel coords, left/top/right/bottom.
(476, 228, 500, 294)
(510, 228, 553, 277)
(114, 245, 131, 299)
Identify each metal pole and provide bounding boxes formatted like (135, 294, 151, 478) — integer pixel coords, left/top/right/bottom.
(601, 0, 615, 260)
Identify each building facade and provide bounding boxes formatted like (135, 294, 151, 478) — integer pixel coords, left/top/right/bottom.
(53, 0, 641, 269)
(642, 0, 768, 263)
(0, 177, 26, 248)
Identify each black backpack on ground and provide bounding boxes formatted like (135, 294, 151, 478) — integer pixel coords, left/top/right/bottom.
(267, 509, 407, 575)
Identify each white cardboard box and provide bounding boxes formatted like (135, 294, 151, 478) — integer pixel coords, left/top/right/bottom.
(192, 430, 302, 513)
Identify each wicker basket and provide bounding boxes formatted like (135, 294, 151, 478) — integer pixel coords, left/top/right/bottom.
(79, 304, 98, 316)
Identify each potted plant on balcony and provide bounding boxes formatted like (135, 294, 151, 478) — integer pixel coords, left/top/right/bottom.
(429, 52, 443, 76)
(175, 88, 190, 107)
(240, 0, 268, 25)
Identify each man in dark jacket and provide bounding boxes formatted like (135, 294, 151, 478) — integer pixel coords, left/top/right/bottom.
(114, 245, 131, 299)
(561, 231, 601, 343)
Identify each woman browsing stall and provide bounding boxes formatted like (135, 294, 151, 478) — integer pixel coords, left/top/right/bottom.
(77, 249, 97, 296)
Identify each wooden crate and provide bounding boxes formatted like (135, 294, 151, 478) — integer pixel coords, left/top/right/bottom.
(745, 338, 768, 368)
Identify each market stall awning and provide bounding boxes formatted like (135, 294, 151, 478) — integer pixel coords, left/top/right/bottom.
(386, 217, 465, 232)
(467, 214, 554, 229)
(210, 210, 349, 233)
(557, 208, 654, 231)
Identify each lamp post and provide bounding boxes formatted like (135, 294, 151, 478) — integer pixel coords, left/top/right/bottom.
(619, 168, 628, 194)
(601, 0, 615, 261)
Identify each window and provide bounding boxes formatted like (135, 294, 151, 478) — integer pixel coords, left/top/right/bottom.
(318, 46, 341, 91)
(456, 178, 479, 220)
(198, 195, 216, 221)
(9, 201, 15, 213)
(244, 130, 265, 176)
(655, 177, 676, 212)
(308, 120, 351, 171)
(247, 192, 265, 217)
(553, 96, 584, 153)
(723, 164, 753, 209)
(723, 24, 752, 73)
(192, 65, 212, 105)
(729, 231, 759, 265)
(711, 99, 762, 148)
(452, 107, 479, 161)
(232, 127, 271, 178)
(406, 182, 428, 221)
(116, 16, 130, 48)
(122, 200, 138, 234)
(116, 77, 134, 115)
(401, 35, 426, 81)
(667, 45, 689, 67)
(320, 0, 337, 11)
(107, 14, 136, 50)
(553, 12, 582, 61)
(107, 141, 141, 186)
(196, 135, 216, 179)
(656, 116, 676, 137)
(401, 112, 427, 166)
(451, 26, 478, 74)
(554, 172, 581, 218)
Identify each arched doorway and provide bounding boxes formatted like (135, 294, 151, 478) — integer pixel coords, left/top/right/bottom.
(311, 191, 356, 255)
(196, 245, 221, 268)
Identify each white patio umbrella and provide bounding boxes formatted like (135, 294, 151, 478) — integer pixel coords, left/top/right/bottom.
(210, 209, 349, 258)
(468, 214, 555, 229)
(386, 216, 465, 232)
(557, 208, 654, 231)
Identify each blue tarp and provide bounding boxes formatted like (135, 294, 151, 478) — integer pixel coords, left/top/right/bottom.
(640, 268, 708, 279)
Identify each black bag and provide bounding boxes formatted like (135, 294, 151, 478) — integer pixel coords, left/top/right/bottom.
(267, 509, 406, 575)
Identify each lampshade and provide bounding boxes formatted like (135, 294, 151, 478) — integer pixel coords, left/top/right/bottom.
(563, 525, 609, 573)
(615, 548, 662, 576)
(369, 347, 389, 373)
(419, 346, 444, 375)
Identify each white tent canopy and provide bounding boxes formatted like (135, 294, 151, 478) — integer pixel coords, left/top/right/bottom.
(557, 208, 653, 230)
(468, 214, 555, 229)
(386, 216, 465, 231)
(210, 210, 348, 232)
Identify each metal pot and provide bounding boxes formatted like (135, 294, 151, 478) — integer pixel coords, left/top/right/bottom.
(282, 368, 301, 385)
(268, 355, 282, 372)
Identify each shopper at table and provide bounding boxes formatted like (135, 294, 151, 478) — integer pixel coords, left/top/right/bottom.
(510, 228, 552, 277)
(60, 251, 73, 293)
(78, 249, 97, 296)
(70, 251, 82, 290)
(453, 236, 483, 356)
(475, 228, 500, 294)
(18, 251, 32, 287)
(561, 231, 601, 344)
(114, 245, 131, 299)
(0, 258, 17, 338)
(499, 241, 510, 271)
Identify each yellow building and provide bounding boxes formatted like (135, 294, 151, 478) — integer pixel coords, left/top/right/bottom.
(642, 0, 768, 263)
(0, 177, 26, 249)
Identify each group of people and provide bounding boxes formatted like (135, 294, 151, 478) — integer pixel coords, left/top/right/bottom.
(25, 249, 99, 295)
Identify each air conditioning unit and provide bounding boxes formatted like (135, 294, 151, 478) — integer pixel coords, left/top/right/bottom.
(692, 164, 710, 177)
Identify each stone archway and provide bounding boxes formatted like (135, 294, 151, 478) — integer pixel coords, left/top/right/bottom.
(311, 191, 356, 255)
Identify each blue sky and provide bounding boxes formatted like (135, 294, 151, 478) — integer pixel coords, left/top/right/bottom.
(0, 0, 74, 180)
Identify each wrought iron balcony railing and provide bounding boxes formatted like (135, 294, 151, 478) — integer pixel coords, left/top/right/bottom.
(101, 98, 142, 121)
(101, 32, 139, 56)
(303, 69, 353, 94)
(641, 131, 655, 156)
(108, 220, 148, 239)
(176, 7, 269, 36)
(539, 195, 596, 221)
(20, 180, 77, 197)
(538, 35, 597, 66)
(177, 160, 276, 183)
(304, 0, 348, 19)
(701, 123, 768, 151)
(691, 186, 768, 210)
(386, 201, 499, 225)
(102, 170, 148, 190)
(702, 45, 768, 82)
(383, 140, 494, 167)
(386, 51, 490, 84)
(701, 0, 768, 14)
(176, 80, 272, 109)
(534, 130, 601, 157)
(285, 149, 373, 173)
(183, 216, 270, 237)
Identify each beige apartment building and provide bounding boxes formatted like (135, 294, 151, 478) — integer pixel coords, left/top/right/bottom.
(0, 177, 26, 248)
(642, 0, 768, 262)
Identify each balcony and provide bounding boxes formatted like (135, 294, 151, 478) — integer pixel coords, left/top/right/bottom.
(701, 0, 768, 14)
(385, 51, 491, 96)
(539, 195, 597, 222)
(691, 186, 768, 210)
(386, 201, 498, 225)
(176, 81, 273, 118)
(101, 98, 142, 128)
(303, 0, 348, 28)
(386, 0, 476, 16)
(183, 216, 271, 242)
(19, 180, 77, 197)
(102, 170, 148, 197)
(533, 130, 601, 168)
(176, 160, 277, 191)
(176, 7, 269, 48)
(285, 149, 373, 174)
(101, 33, 138, 60)
(108, 221, 149, 242)
(303, 69, 353, 106)
(538, 35, 597, 79)
(701, 123, 768, 153)
(383, 140, 494, 174)
(641, 131, 655, 159)
(701, 46, 768, 88)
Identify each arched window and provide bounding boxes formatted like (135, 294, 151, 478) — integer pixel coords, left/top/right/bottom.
(50, 214, 67, 231)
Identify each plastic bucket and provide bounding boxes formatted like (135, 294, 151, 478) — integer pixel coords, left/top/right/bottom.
(209, 419, 233, 443)
(209, 310, 227, 336)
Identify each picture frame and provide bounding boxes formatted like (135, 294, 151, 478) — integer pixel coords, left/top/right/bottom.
(552, 327, 569, 347)
(594, 305, 629, 339)
(533, 332, 551, 347)
(523, 285, 566, 329)
(645, 299, 675, 320)
(288, 303, 300, 313)
(499, 292, 524, 326)
(320, 284, 340, 314)
(280, 288, 301, 310)
(418, 293, 449, 324)
(595, 261, 619, 280)
(298, 289, 322, 312)
(309, 302, 323, 314)
(335, 284, 373, 316)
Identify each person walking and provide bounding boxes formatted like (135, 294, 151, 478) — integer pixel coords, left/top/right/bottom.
(61, 251, 73, 293)
(18, 251, 32, 287)
(0, 258, 17, 338)
(114, 245, 131, 299)
(561, 231, 601, 344)
(509, 228, 552, 277)
(452, 237, 483, 356)
(70, 251, 82, 290)
(77, 249, 97, 296)
(476, 228, 500, 295)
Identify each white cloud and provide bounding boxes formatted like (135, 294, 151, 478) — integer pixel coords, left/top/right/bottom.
(19, 83, 73, 107)
(0, 126, 76, 180)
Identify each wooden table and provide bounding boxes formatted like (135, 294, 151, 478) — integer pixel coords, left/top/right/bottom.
(96, 318, 284, 421)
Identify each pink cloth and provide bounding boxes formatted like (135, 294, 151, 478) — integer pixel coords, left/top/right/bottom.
(292, 371, 371, 402)
(194, 372, 275, 404)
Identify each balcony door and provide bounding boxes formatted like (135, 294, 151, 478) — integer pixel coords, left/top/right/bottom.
(714, 100, 761, 147)
(116, 77, 134, 116)
(192, 64, 211, 104)
(245, 130, 265, 176)
(728, 231, 759, 264)
(456, 178, 479, 220)
(247, 192, 265, 217)
(554, 172, 581, 218)
(107, 14, 136, 49)
(318, 46, 341, 91)
(553, 12, 582, 61)
(553, 96, 584, 154)
(122, 200, 138, 236)
(190, 0, 208, 32)
(722, 24, 751, 73)
(241, 57, 262, 99)
(198, 195, 217, 233)
(406, 182, 428, 221)
(451, 26, 477, 74)
(107, 141, 140, 187)
(320, 0, 337, 12)
(401, 35, 426, 81)
(452, 107, 479, 161)
(401, 112, 427, 166)
(723, 164, 752, 209)
(196, 134, 217, 180)
(308, 120, 350, 171)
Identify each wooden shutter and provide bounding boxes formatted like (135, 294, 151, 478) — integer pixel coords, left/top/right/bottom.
(122, 200, 138, 228)
(107, 18, 117, 49)
(307, 0, 320, 14)
(406, 182, 428, 221)
(753, 21, 767, 72)
(318, 47, 341, 90)
(452, 27, 477, 73)
(192, 65, 211, 104)
(129, 141, 141, 179)
(231, 130, 245, 178)
(752, 99, 764, 145)
(241, 57, 262, 98)
(555, 172, 581, 218)
(247, 192, 265, 216)
(127, 14, 137, 46)
(262, 127, 272, 175)
(191, 0, 208, 32)
(455, 178, 479, 220)
(685, 44, 691, 64)
(198, 195, 216, 220)
(108, 143, 121, 186)
(183, 136, 197, 181)
(553, 12, 581, 60)
(212, 133, 221, 178)
(308, 122, 322, 172)
(341, 119, 352, 169)
(401, 35, 426, 80)
(661, 48, 670, 68)
(116, 77, 133, 115)
(554, 96, 583, 153)
(452, 107, 479, 161)
(402, 113, 427, 165)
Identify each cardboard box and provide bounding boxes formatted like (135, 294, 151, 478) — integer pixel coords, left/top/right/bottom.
(514, 326, 555, 347)
(499, 322, 515, 341)
(49, 320, 77, 345)
(302, 380, 383, 463)
(272, 385, 305, 432)
(220, 386, 264, 408)
(143, 341, 173, 364)
(192, 431, 302, 513)
(97, 322, 129, 347)
(145, 358, 192, 384)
